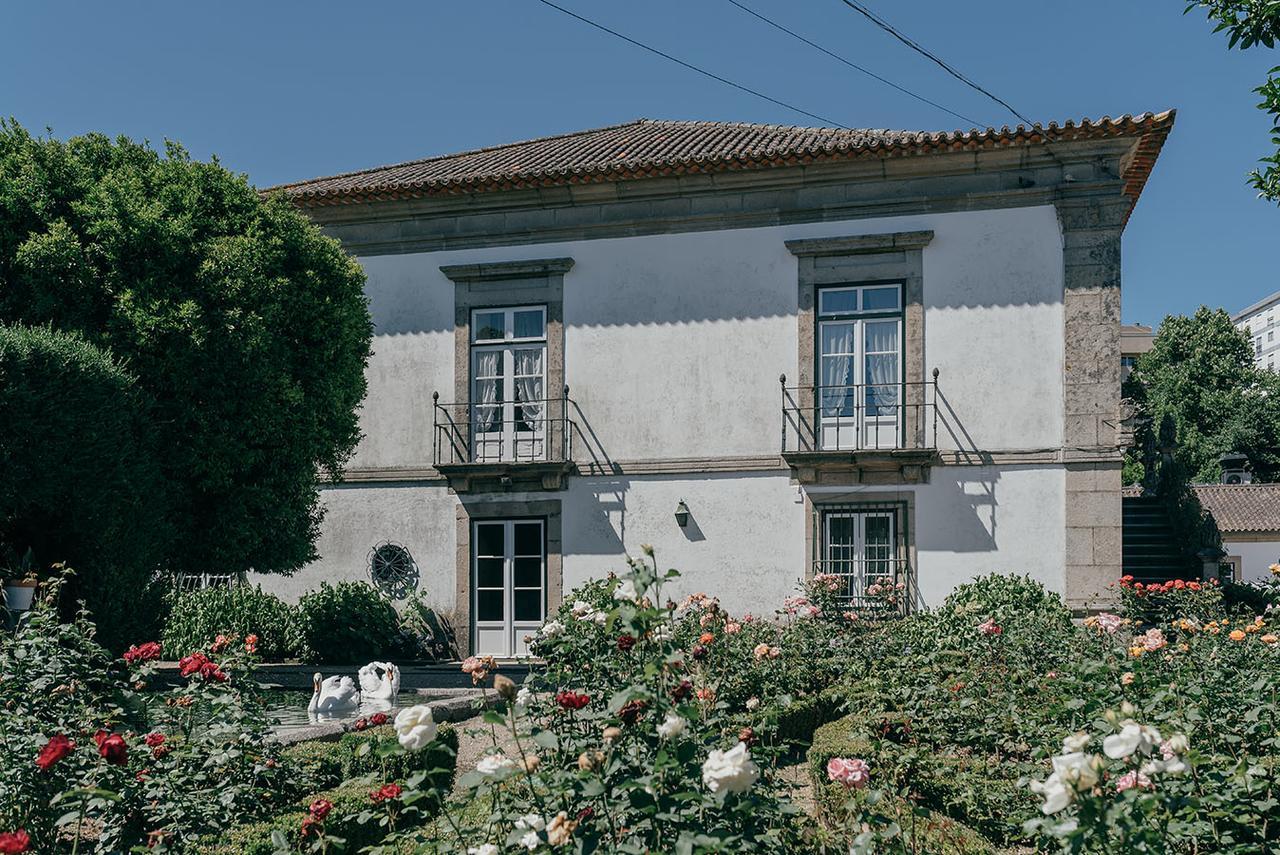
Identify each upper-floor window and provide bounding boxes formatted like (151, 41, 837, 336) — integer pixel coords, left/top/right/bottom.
(471, 305, 547, 462)
(816, 283, 902, 449)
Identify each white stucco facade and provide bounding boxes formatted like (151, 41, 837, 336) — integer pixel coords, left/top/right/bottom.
(1224, 539, 1280, 584)
(255, 207, 1080, 631)
(257, 115, 1172, 654)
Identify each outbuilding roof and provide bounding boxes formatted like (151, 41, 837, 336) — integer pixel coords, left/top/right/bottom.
(1193, 483, 1280, 534)
(272, 112, 1175, 209)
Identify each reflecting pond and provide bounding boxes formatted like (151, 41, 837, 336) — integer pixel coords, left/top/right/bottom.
(264, 690, 425, 732)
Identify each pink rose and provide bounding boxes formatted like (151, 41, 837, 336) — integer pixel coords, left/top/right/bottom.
(827, 757, 870, 788)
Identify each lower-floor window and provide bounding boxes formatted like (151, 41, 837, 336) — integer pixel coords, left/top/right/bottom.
(473, 519, 545, 657)
(818, 508, 900, 604)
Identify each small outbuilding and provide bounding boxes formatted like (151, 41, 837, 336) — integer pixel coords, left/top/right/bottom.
(1193, 483, 1280, 583)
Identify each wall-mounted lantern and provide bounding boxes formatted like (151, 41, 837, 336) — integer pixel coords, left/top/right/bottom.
(674, 500, 690, 528)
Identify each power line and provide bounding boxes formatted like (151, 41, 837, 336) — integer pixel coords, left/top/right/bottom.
(532, 0, 849, 128)
(836, 0, 1032, 126)
(725, 0, 984, 128)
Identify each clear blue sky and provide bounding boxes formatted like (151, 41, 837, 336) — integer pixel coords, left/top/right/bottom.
(3, 1, 1277, 325)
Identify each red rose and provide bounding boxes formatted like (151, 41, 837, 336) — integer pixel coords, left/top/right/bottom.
(352, 718, 368, 732)
(123, 641, 162, 665)
(35, 734, 75, 770)
(151, 744, 171, 760)
(309, 799, 333, 821)
(1188, 581, 1202, 591)
(616, 634, 636, 652)
(618, 699, 647, 725)
(691, 644, 708, 660)
(178, 652, 208, 677)
(144, 732, 165, 748)
(0, 830, 30, 853)
(300, 816, 319, 839)
(576, 806, 595, 822)
(369, 712, 388, 726)
(371, 783, 402, 803)
(671, 679, 693, 702)
(94, 730, 128, 765)
(555, 690, 590, 710)
(244, 634, 259, 653)
(198, 660, 228, 682)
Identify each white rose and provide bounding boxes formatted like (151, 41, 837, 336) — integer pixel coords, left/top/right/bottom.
(1030, 774, 1073, 814)
(1103, 721, 1160, 760)
(701, 741, 759, 794)
(1061, 732, 1089, 754)
(393, 704, 437, 751)
(515, 813, 545, 831)
(468, 846, 499, 855)
(613, 578, 640, 602)
(592, 610, 609, 625)
(745, 697, 760, 711)
(571, 600, 592, 617)
(516, 686, 533, 711)
(657, 711, 687, 739)
(540, 619, 565, 638)
(519, 830, 540, 851)
(1051, 752, 1099, 790)
(475, 754, 517, 777)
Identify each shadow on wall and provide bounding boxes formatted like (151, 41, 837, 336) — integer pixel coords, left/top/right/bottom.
(915, 470, 1000, 554)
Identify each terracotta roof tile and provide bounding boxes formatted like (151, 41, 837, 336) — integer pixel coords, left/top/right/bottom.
(1193, 483, 1280, 534)
(271, 112, 1175, 210)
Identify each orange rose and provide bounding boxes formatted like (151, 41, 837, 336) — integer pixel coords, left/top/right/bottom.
(1229, 629, 1246, 641)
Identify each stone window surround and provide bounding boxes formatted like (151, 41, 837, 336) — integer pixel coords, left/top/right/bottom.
(439, 257, 574, 464)
(804, 490, 917, 589)
(454, 498, 563, 658)
(785, 231, 933, 451)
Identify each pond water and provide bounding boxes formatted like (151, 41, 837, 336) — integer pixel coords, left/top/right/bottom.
(264, 690, 426, 731)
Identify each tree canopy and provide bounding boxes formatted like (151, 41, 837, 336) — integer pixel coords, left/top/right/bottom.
(0, 121, 372, 584)
(1186, 1, 1280, 200)
(1125, 307, 1280, 484)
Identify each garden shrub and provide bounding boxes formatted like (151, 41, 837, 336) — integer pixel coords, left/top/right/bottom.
(163, 584, 305, 661)
(297, 581, 406, 664)
(1114, 574, 1225, 625)
(0, 323, 168, 652)
(197, 725, 459, 855)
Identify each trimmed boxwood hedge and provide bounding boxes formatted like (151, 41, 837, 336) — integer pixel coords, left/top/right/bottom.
(807, 713, 998, 854)
(193, 724, 458, 855)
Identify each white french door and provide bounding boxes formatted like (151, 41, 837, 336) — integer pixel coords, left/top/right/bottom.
(471, 306, 547, 463)
(822, 511, 896, 602)
(817, 284, 902, 451)
(473, 519, 545, 658)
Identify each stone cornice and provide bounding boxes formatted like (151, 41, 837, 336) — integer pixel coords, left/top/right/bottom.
(439, 257, 574, 282)
(785, 230, 934, 257)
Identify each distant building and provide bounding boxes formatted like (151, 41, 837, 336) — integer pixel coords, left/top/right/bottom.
(1233, 290, 1280, 372)
(1193, 483, 1280, 583)
(1120, 323, 1154, 381)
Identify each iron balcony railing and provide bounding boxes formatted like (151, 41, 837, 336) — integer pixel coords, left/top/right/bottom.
(432, 387, 575, 466)
(812, 557, 919, 614)
(781, 369, 939, 454)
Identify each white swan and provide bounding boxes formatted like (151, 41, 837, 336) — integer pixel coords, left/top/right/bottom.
(308, 672, 360, 714)
(357, 661, 401, 701)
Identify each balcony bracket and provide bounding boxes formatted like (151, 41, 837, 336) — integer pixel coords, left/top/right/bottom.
(782, 449, 938, 487)
(436, 461, 577, 495)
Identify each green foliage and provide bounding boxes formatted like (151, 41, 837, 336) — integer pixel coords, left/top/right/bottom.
(1186, 2, 1280, 200)
(297, 581, 406, 664)
(1127, 308, 1280, 482)
(0, 323, 167, 650)
(163, 584, 306, 661)
(194, 726, 458, 855)
(0, 120, 372, 584)
(0, 569, 291, 852)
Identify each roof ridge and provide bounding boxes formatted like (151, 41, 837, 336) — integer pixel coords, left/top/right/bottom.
(269, 118, 652, 192)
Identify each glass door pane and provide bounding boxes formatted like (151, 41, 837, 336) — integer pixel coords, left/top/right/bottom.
(862, 320, 900, 449)
(471, 349, 505, 462)
(512, 346, 546, 461)
(822, 511, 896, 604)
(819, 321, 857, 450)
(473, 520, 545, 658)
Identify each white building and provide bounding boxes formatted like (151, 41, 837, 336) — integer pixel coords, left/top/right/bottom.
(262, 113, 1175, 657)
(1194, 484, 1280, 583)
(1234, 290, 1280, 372)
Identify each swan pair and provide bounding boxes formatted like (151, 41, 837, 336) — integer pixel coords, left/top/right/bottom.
(308, 661, 401, 713)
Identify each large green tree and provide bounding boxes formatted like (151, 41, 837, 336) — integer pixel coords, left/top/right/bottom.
(0, 122, 372, 582)
(1187, 1, 1280, 200)
(1126, 307, 1280, 483)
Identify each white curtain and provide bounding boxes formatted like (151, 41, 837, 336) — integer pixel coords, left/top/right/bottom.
(820, 324, 854, 418)
(863, 322, 899, 416)
(514, 348, 545, 430)
(473, 350, 501, 432)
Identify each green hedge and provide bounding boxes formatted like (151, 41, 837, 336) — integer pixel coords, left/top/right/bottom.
(807, 711, 1032, 848)
(162, 584, 305, 661)
(194, 724, 458, 855)
(807, 713, 996, 853)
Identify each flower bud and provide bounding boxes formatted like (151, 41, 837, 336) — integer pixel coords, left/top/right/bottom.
(493, 674, 518, 701)
(578, 750, 605, 771)
(602, 726, 622, 744)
